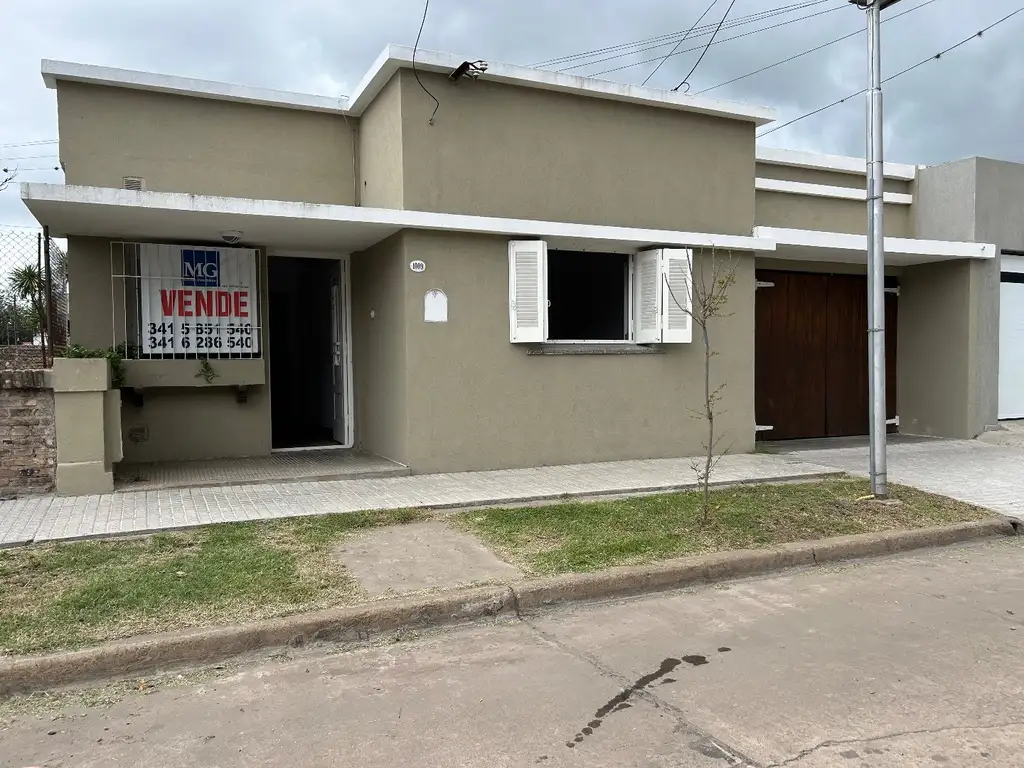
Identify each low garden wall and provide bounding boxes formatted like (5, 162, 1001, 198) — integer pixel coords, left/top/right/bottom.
(0, 368, 56, 497)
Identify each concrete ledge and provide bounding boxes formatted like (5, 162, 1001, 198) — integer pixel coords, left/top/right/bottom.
(123, 358, 265, 388)
(0, 519, 1014, 696)
(49, 358, 110, 393)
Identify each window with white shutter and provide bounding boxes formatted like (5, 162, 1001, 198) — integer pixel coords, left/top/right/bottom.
(633, 249, 662, 344)
(661, 248, 693, 344)
(507, 242, 692, 345)
(508, 240, 547, 343)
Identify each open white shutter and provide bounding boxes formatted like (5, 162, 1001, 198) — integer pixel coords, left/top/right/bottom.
(633, 249, 662, 344)
(508, 240, 547, 343)
(661, 248, 693, 344)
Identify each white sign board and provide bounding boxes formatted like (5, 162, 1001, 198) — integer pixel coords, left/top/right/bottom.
(139, 244, 259, 356)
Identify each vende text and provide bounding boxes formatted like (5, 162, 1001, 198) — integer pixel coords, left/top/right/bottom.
(159, 289, 249, 318)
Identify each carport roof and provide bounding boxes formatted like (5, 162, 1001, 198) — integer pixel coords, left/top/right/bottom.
(21, 184, 776, 254)
(754, 227, 995, 266)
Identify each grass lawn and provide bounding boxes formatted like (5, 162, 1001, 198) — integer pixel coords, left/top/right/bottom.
(0, 509, 422, 656)
(0, 478, 990, 656)
(456, 478, 991, 576)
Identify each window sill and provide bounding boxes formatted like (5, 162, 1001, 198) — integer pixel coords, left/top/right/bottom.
(527, 344, 664, 356)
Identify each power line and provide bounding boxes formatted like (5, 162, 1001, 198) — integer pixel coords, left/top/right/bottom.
(567, 1, 846, 73)
(758, 6, 1024, 137)
(0, 166, 61, 173)
(674, 0, 739, 92)
(0, 153, 60, 162)
(588, 2, 850, 78)
(411, 0, 440, 125)
(641, 0, 719, 87)
(697, 0, 940, 94)
(534, 0, 834, 70)
(0, 139, 57, 149)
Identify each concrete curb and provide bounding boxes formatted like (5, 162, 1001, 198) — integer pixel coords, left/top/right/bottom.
(0, 518, 1015, 697)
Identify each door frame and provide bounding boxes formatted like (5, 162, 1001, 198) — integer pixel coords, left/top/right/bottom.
(266, 250, 355, 452)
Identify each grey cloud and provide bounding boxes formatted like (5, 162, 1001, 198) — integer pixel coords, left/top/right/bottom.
(2, 0, 1022, 226)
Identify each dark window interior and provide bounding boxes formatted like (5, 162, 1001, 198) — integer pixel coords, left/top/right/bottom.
(547, 251, 628, 341)
(269, 257, 336, 449)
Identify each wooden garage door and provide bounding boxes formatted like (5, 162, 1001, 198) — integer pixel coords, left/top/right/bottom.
(756, 270, 898, 441)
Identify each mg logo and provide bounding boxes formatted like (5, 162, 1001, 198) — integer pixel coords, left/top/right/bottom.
(181, 250, 220, 287)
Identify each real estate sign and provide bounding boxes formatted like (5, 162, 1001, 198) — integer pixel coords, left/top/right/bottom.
(138, 244, 259, 356)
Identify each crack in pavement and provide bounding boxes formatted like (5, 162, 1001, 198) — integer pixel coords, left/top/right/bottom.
(766, 720, 1024, 766)
(520, 618, 758, 766)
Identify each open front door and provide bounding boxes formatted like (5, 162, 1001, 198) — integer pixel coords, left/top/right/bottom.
(329, 260, 348, 445)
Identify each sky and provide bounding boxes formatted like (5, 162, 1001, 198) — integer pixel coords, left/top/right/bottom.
(1, 0, 1022, 228)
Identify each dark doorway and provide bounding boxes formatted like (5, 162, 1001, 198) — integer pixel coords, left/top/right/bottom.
(755, 269, 898, 441)
(269, 257, 336, 449)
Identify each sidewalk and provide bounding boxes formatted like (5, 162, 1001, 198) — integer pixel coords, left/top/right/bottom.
(0, 453, 837, 547)
(773, 437, 1024, 521)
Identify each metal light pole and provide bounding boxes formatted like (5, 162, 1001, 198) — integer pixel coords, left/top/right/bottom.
(851, 0, 900, 498)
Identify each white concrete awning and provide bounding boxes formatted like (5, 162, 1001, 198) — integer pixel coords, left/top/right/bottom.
(22, 184, 776, 255)
(754, 226, 995, 266)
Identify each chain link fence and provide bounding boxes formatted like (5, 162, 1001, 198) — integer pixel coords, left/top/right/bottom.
(0, 227, 69, 369)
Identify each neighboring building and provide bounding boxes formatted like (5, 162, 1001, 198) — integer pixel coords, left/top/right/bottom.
(18, 45, 1019, 474)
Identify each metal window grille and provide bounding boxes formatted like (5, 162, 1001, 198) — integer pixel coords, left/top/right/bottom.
(110, 241, 263, 361)
(122, 176, 144, 191)
(0, 227, 69, 369)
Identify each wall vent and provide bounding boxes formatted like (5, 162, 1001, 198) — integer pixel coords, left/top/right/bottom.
(122, 176, 145, 191)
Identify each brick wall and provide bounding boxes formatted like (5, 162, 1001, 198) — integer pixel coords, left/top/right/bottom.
(0, 369, 56, 497)
(0, 345, 46, 371)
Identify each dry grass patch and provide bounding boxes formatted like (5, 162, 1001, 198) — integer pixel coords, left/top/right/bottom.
(456, 478, 991, 576)
(0, 509, 423, 656)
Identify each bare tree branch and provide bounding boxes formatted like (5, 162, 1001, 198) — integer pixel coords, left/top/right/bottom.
(0, 167, 16, 193)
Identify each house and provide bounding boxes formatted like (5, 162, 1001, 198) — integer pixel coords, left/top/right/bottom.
(19, 45, 1023, 488)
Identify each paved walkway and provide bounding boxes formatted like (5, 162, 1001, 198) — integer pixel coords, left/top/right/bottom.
(776, 436, 1024, 520)
(0, 454, 837, 547)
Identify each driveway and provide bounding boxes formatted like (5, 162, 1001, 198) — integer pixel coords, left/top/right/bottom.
(774, 435, 1024, 520)
(4, 537, 1022, 767)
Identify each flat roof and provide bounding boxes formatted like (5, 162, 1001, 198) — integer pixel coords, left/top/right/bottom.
(22, 184, 776, 254)
(42, 44, 777, 125)
(756, 146, 917, 181)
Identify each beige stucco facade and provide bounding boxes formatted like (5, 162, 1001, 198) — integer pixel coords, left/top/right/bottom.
(24, 48, 1006, 475)
(397, 72, 756, 233)
(57, 82, 358, 205)
(755, 191, 913, 237)
(350, 231, 755, 472)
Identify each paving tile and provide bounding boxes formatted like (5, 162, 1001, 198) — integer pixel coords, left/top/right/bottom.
(1, 453, 837, 545)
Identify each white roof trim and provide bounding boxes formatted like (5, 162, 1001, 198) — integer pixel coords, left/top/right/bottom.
(756, 146, 917, 181)
(347, 45, 775, 124)
(22, 183, 776, 253)
(41, 46, 776, 124)
(754, 226, 994, 260)
(41, 60, 348, 114)
(756, 178, 913, 205)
